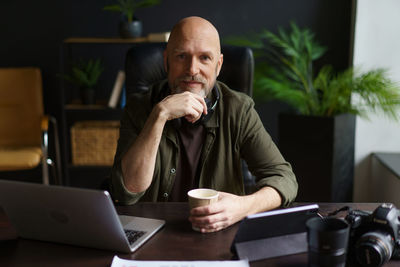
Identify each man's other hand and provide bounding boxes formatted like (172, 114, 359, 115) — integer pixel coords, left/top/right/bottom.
(188, 192, 247, 233)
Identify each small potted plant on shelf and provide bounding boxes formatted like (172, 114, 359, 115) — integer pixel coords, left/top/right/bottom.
(103, 0, 161, 38)
(226, 22, 400, 202)
(59, 58, 104, 105)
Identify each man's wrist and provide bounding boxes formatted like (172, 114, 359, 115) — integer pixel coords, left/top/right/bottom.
(244, 187, 282, 216)
(152, 103, 169, 124)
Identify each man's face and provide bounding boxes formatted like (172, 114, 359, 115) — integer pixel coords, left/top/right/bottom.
(164, 34, 223, 97)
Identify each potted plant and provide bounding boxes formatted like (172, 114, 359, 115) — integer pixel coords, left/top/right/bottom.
(103, 0, 161, 38)
(59, 58, 104, 105)
(227, 23, 400, 202)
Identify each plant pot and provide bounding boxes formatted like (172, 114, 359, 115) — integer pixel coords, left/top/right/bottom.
(278, 113, 356, 202)
(119, 20, 142, 38)
(80, 88, 95, 105)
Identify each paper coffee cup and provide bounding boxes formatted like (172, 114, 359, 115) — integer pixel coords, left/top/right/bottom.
(187, 188, 219, 209)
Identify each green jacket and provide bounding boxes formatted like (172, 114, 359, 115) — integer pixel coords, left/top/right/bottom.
(110, 80, 298, 206)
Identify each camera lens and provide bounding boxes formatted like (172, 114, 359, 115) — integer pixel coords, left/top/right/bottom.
(355, 231, 394, 266)
(306, 217, 349, 267)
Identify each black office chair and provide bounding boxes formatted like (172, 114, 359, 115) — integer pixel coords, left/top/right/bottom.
(123, 42, 256, 193)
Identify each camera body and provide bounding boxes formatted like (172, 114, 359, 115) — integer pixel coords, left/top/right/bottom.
(345, 203, 400, 266)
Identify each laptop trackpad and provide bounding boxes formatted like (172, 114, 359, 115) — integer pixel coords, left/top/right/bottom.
(119, 215, 164, 231)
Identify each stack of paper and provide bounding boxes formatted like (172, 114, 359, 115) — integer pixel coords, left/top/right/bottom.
(111, 256, 250, 267)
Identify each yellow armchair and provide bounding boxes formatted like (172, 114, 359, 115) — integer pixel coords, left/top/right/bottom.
(0, 67, 61, 184)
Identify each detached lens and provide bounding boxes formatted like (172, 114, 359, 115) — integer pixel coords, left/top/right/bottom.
(355, 231, 394, 266)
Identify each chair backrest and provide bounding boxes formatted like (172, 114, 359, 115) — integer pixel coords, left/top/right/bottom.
(124, 42, 254, 97)
(0, 67, 44, 147)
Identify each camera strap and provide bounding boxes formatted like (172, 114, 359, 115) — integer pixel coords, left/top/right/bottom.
(324, 206, 352, 217)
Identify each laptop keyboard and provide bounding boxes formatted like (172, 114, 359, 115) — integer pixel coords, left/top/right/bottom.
(124, 229, 146, 245)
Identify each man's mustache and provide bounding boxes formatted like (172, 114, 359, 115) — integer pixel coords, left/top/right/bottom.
(177, 75, 207, 84)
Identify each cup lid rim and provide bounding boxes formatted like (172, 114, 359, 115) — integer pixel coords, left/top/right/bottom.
(187, 188, 219, 199)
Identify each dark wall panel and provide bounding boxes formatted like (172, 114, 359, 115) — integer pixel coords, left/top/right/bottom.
(0, 0, 354, 141)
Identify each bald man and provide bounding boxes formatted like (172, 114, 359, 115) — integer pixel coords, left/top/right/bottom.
(111, 16, 298, 233)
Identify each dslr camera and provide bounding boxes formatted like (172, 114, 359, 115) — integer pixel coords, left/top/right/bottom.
(345, 203, 400, 266)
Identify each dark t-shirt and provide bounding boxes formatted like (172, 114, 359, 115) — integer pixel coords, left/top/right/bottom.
(170, 119, 206, 201)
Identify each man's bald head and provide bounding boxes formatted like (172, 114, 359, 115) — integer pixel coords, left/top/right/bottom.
(167, 16, 221, 56)
(167, 17, 221, 53)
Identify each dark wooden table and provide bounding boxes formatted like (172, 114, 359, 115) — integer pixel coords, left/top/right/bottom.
(0, 202, 398, 266)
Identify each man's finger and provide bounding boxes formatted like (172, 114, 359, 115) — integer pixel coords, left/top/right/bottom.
(189, 211, 223, 224)
(193, 220, 228, 233)
(190, 202, 223, 216)
(184, 92, 207, 115)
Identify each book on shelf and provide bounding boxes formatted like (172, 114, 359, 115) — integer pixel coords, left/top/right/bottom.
(147, 32, 170, 42)
(108, 70, 125, 108)
(120, 85, 126, 108)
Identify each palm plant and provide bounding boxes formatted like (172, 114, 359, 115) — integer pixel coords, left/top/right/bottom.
(103, 0, 161, 22)
(226, 22, 400, 120)
(60, 58, 104, 90)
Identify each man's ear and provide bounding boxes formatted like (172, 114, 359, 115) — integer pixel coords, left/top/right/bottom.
(216, 53, 223, 76)
(163, 50, 168, 72)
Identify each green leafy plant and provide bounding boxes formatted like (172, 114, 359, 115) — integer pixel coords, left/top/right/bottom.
(59, 58, 104, 90)
(103, 0, 161, 22)
(226, 22, 400, 120)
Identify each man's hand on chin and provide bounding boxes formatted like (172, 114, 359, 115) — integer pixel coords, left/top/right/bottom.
(156, 91, 207, 123)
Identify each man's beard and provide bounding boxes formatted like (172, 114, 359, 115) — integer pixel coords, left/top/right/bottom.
(171, 75, 209, 97)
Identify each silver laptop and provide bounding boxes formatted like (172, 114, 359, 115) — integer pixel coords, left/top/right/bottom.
(0, 180, 165, 253)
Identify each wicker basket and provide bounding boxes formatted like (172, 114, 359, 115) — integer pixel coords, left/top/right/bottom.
(71, 120, 120, 166)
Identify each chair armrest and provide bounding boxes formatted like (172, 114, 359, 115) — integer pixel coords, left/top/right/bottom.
(41, 115, 49, 131)
(40, 115, 62, 185)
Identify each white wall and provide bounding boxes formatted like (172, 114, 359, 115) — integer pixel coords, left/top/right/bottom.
(371, 156, 400, 207)
(353, 0, 400, 201)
